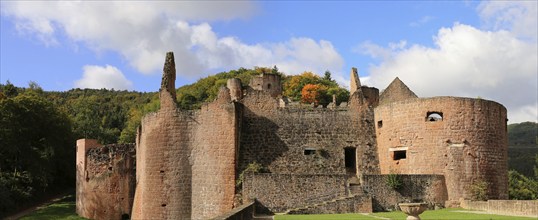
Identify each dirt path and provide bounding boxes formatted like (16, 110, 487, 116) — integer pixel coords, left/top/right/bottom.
(3, 190, 73, 220)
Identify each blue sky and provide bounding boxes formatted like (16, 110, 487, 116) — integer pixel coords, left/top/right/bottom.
(0, 1, 536, 123)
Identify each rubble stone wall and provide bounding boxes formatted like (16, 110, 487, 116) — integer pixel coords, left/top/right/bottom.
(242, 173, 350, 213)
(238, 89, 380, 178)
(374, 97, 508, 201)
(362, 174, 447, 211)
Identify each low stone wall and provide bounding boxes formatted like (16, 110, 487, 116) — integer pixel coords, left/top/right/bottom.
(362, 174, 448, 211)
(211, 201, 256, 220)
(461, 200, 538, 217)
(242, 173, 349, 213)
(288, 195, 372, 214)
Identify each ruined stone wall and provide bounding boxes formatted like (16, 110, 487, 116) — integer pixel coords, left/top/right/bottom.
(242, 173, 350, 213)
(76, 139, 100, 217)
(132, 90, 238, 219)
(374, 97, 508, 201)
(132, 52, 239, 220)
(362, 174, 447, 211)
(249, 74, 282, 97)
(132, 92, 194, 219)
(76, 141, 135, 220)
(190, 88, 239, 219)
(238, 89, 379, 177)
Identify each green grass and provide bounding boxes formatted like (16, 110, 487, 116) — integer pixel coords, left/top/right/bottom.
(19, 197, 536, 220)
(19, 194, 87, 220)
(275, 213, 378, 220)
(276, 208, 537, 220)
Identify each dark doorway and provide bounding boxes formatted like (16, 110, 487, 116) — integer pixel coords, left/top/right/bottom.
(344, 147, 356, 174)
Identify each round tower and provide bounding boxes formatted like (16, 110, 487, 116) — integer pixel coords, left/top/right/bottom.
(374, 97, 508, 202)
(227, 78, 242, 101)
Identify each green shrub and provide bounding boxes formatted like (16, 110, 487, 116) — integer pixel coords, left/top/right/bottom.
(236, 162, 264, 188)
(386, 173, 403, 190)
(470, 179, 488, 201)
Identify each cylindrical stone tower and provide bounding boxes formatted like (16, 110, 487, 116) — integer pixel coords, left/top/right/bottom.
(374, 97, 508, 202)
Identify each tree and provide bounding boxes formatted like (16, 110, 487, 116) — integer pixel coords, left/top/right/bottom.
(0, 93, 74, 214)
(2, 80, 18, 98)
(323, 70, 332, 81)
(508, 170, 538, 200)
(301, 84, 330, 106)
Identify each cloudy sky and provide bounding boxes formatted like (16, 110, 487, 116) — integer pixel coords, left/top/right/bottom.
(0, 1, 536, 123)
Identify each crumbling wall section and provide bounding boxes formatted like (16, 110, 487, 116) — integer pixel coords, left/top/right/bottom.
(190, 87, 239, 220)
(374, 97, 508, 201)
(132, 52, 238, 220)
(238, 89, 379, 177)
(76, 141, 136, 220)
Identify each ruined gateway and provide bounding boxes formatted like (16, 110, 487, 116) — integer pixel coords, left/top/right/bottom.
(76, 52, 508, 219)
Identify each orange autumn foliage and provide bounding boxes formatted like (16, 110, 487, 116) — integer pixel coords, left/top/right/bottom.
(301, 84, 327, 105)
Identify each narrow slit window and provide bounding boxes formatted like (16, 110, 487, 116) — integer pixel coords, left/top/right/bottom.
(426, 112, 443, 122)
(304, 149, 316, 155)
(393, 150, 407, 160)
(267, 83, 272, 89)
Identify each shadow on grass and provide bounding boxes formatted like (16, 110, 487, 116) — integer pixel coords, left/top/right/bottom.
(19, 194, 87, 220)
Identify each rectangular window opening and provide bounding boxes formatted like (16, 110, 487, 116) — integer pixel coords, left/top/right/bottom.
(344, 147, 356, 173)
(377, 120, 383, 128)
(393, 150, 407, 160)
(304, 149, 316, 155)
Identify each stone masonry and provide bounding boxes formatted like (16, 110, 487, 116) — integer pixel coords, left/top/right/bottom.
(76, 51, 508, 219)
(76, 140, 135, 220)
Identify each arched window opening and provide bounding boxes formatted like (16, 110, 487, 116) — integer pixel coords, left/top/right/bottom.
(426, 112, 443, 122)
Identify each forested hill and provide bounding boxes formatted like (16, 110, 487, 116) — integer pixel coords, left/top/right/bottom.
(507, 122, 538, 178)
(508, 122, 538, 148)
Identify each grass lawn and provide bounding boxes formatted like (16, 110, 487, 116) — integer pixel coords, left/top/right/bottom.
(276, 208, 537, 220)
(19, 194, 87, 220)
(275, 213, 379, 220)
(18, 197, 536, 220)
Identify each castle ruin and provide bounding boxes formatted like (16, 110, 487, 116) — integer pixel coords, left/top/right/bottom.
(76, 52, 508, 219)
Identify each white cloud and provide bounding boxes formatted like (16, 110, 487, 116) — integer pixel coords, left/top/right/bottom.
(0, 1, 343, 79)
(410, 16, 434, 27)
(359, 1, 537, 123)
(75, 65, 133, 90)
(478, 1, 537, 41)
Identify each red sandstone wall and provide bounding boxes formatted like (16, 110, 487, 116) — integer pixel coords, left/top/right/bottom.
(374, 97, 508, 201)
(190, 88, 239, 220)
(76, 139, 101, 217)
(132, 88, 238, 220)
(76, 141, 135, 220)
(132, 91, 193, 219)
